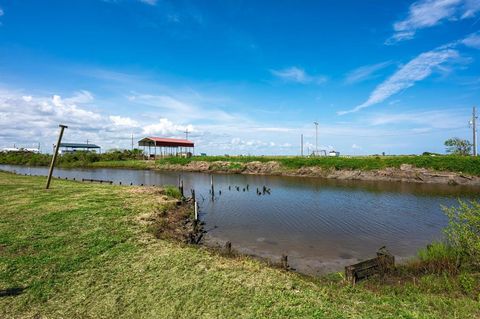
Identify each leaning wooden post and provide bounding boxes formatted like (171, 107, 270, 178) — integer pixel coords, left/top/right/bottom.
(45, 124, 68, 189)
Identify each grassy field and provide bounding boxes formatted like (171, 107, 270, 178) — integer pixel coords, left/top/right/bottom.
(1, 172, 479, 318)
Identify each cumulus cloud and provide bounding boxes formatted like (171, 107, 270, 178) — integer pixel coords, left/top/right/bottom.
(271, 67, 327, 84)
(109, 115, 138, 127)
(142, 118, 193, 136)
(387, 0, 480, 44)
(0, 88, 196, 150)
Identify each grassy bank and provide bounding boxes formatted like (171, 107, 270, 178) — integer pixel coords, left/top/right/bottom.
(157, 155, 480, 176)
(2, 152, 480, 176)
(1, 172, 479, 318)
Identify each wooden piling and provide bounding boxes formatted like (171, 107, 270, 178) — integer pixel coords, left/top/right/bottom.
(210, 175, 214, 194)
(179, 180, 184, 197)
(281, 255, 289, 270)
(225, 241, 232, 255)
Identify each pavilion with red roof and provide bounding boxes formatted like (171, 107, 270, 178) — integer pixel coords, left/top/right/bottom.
(138, 137, 194, 159)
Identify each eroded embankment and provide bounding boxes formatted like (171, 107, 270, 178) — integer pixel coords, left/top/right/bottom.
(155, 161, 480, 186)
(134, 187, 204, 244)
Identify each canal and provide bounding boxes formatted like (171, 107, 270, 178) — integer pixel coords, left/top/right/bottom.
(1, 164, 478, 275)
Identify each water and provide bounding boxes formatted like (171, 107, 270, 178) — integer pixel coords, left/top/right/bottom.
(2, 164, 478, 275)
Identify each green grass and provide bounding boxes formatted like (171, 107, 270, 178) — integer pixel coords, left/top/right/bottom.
(156, 155, 480, 176)
(3, 153, 480, 176)
(1, 172, 479, 318)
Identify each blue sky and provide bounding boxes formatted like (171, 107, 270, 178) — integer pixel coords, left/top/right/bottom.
(0, 0, 479, 155)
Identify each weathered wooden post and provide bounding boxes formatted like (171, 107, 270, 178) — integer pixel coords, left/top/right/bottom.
(225, 241, 232, 255)
(179, 179, 184, 198)
(191, 189, 196, 202)
(45, 124, 68, 189)
(210, 175, 214, 201)
(281, 255, 289, 270)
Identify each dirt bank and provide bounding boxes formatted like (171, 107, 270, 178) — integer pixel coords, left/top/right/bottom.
(156, 161, 480, 186)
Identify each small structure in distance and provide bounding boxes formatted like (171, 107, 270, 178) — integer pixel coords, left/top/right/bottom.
(138, 137, 194, 159)
(58, 143, 101, 154)
(1, 147, 39, 153)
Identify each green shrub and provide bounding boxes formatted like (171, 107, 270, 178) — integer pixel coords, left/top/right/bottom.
(443, 200, 480, 269)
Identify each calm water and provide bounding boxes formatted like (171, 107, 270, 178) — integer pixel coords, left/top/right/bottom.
(2, 164, 479, 275)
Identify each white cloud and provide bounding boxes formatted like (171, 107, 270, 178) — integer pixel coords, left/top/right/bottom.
(271, 67, 327, 84)
(127, 93, 237, 122)
(338, 47, 459, 114)
(387, 0, 480, 44)
(142, 118, 193, 136)
(344, 61, 392, 84)
(109, 115, 138, 127)
(352, 144, 362, 149)
(368, 109, 469, 129)
(0, 87, 197, 151)
(462, 32, 480, 48)
(139, 0, 157, 5)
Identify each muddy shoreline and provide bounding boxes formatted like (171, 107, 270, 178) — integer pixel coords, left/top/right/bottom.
(154, 161, 480, 186)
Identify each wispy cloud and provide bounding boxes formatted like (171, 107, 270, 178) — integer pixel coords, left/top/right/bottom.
(462, 31, 480, 48)
(367, 109, 470, 129)
(339, 32, 480, 115)
(387, 0, 480, 44)
(270, 67, 327, 84)
(338, 47, 459, 115)
(344, 61, 392, 84)
(139, 0, 158, 6)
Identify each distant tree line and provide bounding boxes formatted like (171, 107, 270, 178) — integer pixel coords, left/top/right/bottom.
(0, 149, 144, 166)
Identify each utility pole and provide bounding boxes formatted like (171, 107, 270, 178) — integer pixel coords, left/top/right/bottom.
(471, 106, 478, 156)
(131, 133, 134, 151)
(313, 122, 319, 156)
(301, 134, 304, 157)
(46, 124, 68, 189)
(184, 128, 189, 140)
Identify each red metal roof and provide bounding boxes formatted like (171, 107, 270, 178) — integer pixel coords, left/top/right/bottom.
(139, 137, 194, 147)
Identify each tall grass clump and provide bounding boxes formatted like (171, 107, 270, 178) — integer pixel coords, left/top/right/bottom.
(163, 185, 182, 199)
(416, 242, 459, 274)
